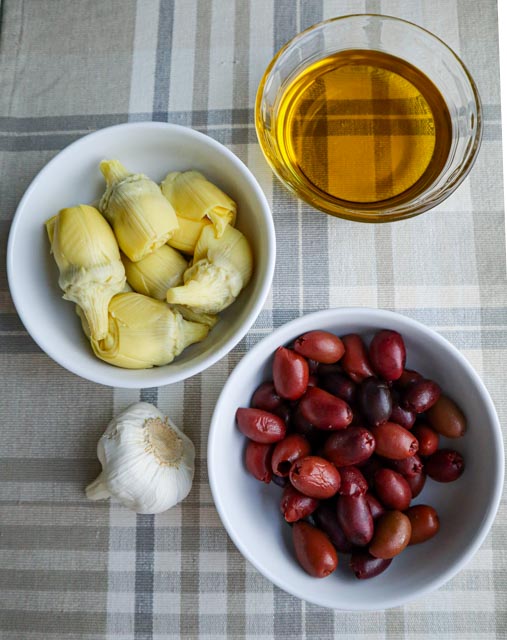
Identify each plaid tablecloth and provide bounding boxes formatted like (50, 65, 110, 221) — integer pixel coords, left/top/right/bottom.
(0, 0, 505, 638)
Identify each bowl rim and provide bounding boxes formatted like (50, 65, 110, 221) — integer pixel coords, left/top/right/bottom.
(208, 307, 504, 610)
(7, 121, 276, 388)
(255, 13, 483, 223)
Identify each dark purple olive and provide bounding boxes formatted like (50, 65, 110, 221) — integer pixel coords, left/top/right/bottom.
(251, 381, 282, 412)
(320, 373, 357, 405)
(313, 503, 353, 553)
(358, 377, 392, 427)
(336, 494, 374, 546)
(403, 379, 441, 413)
(390, 454, 423, 478)
(364, 492, 385, 520)
(406, 470, 426, 498)
(396, 369, 423, 389)
(425, 449, 465, 482)
(350, 551, 392, 579)
(323, 426, 376, 467)
(389, 402, 416, 430)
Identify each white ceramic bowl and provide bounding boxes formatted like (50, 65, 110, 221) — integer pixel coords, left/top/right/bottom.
(208, 308, 504, 610)
(7, 122, 275, 388)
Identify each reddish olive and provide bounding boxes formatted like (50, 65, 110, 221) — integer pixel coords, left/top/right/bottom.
(406, 505, 440, 545)
(350, 552, 392, 579)
(369, 330, 406, 381)
(403, 379, 441, 413)
(406, 469, 426, 498)
(236, 408, 286, 443)
(323, 426, 376, 467)
(427, 395, 467, 438)
(412, 424, 440, 457)
(396, 369, 423, 389)
(245, 441, 273, 483)
(272, 347, 309, 400)
(369, 511, 412, 559)
(336, 494, 374, 546)
(294, 330, 345, 364)
(373, 468, 412, 511)
(390, 454, 423, 478)
(280, 484, 319, 522)
(292, 521, 338, 578)
(320, 373, 357, 405)
(290, 456, 341, 499)
(341, 334, 375, 382)
(337, 466, 368, 497)
(364, 492, 386, 520)
(298, 387, 352, 430)
(389, 402, 416, 430)
(371, 422, 418, 460)
(425, 448, 465, 482)
(251, 381, 282, 412)
(271, 434, 311, 477)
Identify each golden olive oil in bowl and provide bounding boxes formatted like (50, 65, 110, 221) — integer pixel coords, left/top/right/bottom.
(256, 16, 482, 222)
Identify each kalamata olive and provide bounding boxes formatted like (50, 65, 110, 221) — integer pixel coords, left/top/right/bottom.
(390, 454, 423, 478)
(364, 492, 385, 519)
(406, 505, 440, 545)
(272, 434, 311, 477)
(389, 402, 416, 430)
(341, 334, 375, 382)
(313, 503, 353, 553)
(369, 330, 406, 381)
(290, 456, 341, 499)
(272, 347, 309, 400)
(307, 359, 320, 374)
(412, 424, 439, 457)
(426, 395, 467, 438)
(251, 381, 282, 412)
(336, 494, 374, 546)
(294, 330, 345, 364)
(337, 466, 368, 496)
(396, 369, 423, 389)
(403, 379, 441, 413)
(292, 521, 338, 578)
(425, 448, 465, 482)
(299, 387, 353, 430)
(272, 474, 288, 488)
(280, 484, 319, 522)
(371, 422, 418, 460)
(320, 373, 357, 405)
(323, 426, 376, 467)
(358, 378, 392, 427)
(369, 511, 412, 559)
(245, 441, 273, 483)
(406, 469, 426, 498)
(236, 408, 286, 443)
(350, 551, 392, 579)
(317, 363, 342, 376)
(373, 468, 412, 511)
(291, 406, 314, 436)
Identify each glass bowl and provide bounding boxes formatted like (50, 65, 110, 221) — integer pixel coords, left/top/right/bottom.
(255, 14, 482, 223)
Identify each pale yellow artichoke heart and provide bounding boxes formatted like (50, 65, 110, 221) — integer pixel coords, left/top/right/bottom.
(100, 159, 179, 263)
(121, 244, 187, 300)
(166, 224, 253, 314)
(167, 304, 219, 329)
(161, 170, 236, 238)
(78, 292, 209, 369)
(46, 204, 126, 341)
(167, 215, 213, 254)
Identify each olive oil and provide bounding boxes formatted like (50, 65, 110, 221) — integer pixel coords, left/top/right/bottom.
(274, 50, 452, 207)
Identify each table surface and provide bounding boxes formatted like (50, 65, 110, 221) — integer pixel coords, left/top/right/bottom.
(0, 0, 505, 638)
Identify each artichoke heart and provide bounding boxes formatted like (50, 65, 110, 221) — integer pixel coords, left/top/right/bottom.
(78, 292, 209, 369)
(167, 215, 213, 254)
(100, 159, 179, 263)
(167, 304, 219, 329)
(161, 170, 236, 238)
(166, 224, 253, 314)
(46, 204, 126, 341)
(121, 244, 187, 300)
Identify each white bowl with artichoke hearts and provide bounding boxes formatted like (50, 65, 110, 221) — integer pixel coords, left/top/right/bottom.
(7, 122, 275, 388)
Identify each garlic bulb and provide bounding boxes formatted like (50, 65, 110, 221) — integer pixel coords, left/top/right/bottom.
(86, 402, 194, 514)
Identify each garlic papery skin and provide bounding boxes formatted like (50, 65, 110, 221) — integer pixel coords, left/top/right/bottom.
(86, 402, 195, 514)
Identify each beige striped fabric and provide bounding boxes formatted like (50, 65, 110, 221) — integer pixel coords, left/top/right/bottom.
(0, 0, 505, 638)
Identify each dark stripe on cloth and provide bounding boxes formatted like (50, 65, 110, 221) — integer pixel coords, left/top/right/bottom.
(152, 0, 175, 120)
(135, 387, 159, 639)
